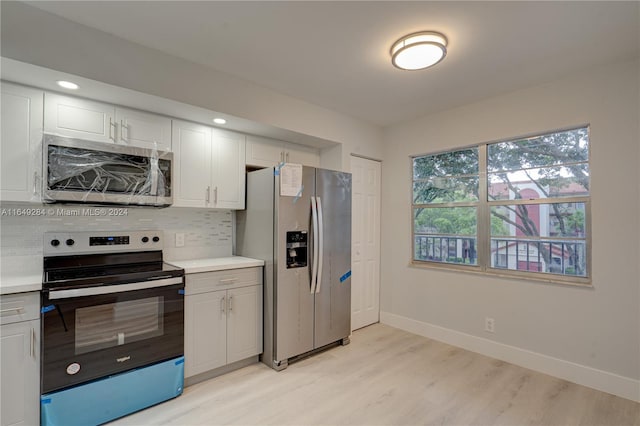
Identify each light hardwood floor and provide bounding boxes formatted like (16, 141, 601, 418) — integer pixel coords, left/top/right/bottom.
(112, 324, 639, 426)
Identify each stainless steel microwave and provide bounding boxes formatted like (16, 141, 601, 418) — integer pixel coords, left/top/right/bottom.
(43, 134, 173, 207)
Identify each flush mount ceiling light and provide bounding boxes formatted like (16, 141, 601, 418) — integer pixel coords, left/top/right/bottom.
(56, 80, 79, 90)
(390, 31, 448, 71)
(213, 118, 227, 125)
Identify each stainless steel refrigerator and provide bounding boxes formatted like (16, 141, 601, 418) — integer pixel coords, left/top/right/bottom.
(237, 165, 351, 371)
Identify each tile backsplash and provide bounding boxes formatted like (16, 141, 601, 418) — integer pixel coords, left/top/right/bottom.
(0, 203, 233, 261)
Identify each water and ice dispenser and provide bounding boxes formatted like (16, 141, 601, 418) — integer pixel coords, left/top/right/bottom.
(286, 231, 308, 268)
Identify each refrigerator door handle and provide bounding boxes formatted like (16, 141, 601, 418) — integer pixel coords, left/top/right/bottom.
(316, 196, 324, 294)
(310, 196, 319, 294)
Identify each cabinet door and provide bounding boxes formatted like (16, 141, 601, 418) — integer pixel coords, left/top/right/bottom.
(211, 129, 246, 210)
(172, 120, 211, 207)
(284, 142, 320, 167)
(44, 93, 115, 143)
(116, 107, 172, 151)
(1, 320, 39, 426)
(184, 291, 227, 378)
(1, 83, 43, 202)
(226, 285, 263, 364)
(245, 135, 284, 168)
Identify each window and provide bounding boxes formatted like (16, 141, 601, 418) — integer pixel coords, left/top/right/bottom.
(413, 148, 479, 265)
(412, 126, 590, 283)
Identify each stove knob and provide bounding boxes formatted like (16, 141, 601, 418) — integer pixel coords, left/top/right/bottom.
(51, 239, 60, 247)
(141, 236, 149, 243)
(66, 239, 75, 246)
(152, 236, 160, 243)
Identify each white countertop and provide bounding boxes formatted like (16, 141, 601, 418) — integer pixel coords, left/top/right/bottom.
(1, 256, 43, 295)
(0, 255, 265, 295)
(166, 256, 265, 274)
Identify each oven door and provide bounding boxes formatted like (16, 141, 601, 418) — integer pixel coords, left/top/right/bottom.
(41, 281, 184, 394)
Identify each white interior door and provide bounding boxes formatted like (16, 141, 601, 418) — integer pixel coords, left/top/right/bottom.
(351, 155, 381, 331)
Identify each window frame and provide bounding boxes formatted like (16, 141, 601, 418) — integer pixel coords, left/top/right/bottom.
(410, 125, 592, 286)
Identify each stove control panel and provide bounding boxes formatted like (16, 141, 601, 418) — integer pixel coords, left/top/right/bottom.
(45, 231, 163, 256)
(90, 236, 129, 246)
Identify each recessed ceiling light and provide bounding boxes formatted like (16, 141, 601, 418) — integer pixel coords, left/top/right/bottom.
(56, 80, 79, 90)
(390, 31, 448, 71)
(213, 118, 227, 125)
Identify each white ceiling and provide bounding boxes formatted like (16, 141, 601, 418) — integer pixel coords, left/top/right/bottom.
(22, 1, 640, 127)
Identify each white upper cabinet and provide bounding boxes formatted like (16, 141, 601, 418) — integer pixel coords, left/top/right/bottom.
(245, 136, 284, 166)
(286, 143, 321, 167)
(172, 120, 212, 208)
(45, 93, 172, 150)
(115, 107, 172, 151)
(211, 128, 246, 210)
(246, 135, 319, 168)
(45, 93, 116, 143)
(1, 82, 43, 202)
(172, 121, 246, 210)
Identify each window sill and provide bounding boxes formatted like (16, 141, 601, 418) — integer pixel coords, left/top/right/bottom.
(409, 260, 593, 288)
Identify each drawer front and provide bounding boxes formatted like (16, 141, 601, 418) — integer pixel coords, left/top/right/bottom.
(0, 292, 40, 325)
(186, 267, 262, 295)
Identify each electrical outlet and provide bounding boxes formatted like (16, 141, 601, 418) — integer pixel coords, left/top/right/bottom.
(175, 233, 185, 247)
(485, 317, 495, 333)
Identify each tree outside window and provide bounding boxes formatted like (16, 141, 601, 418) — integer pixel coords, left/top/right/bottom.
(412, 126, 590, 281)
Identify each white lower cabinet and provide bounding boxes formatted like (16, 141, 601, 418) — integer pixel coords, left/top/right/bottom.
(185, 289, 227, 375)
(184, 267, 263, 379)
(226, 285, 262, 364)
(0, 292, 40, 426)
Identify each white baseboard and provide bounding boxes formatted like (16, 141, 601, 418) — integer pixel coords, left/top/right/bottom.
(380, 311, 640, 402)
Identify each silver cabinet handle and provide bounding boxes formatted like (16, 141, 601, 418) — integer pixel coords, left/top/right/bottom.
(286, 152, 289, 162)
(206, 186, 211, 203)
(109, 117, 116, 141)
(228, 295, 233, 312)
(32, 171, 38, 195)
(120, 120, 127, 142)
(219, 278, 238, 285)
(280, 151, 284, 162)
(0, 307, 24, 314)
(30, 327, 36, 359)
(220, 296, 226, 314)
(214, 186, 218, 204)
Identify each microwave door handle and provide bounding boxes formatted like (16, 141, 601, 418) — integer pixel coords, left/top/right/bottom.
(310, 196, 318, 294)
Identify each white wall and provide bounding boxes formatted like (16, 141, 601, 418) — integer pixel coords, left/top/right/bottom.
(0, 2, 383, 172)
(381, 59, 640, 398)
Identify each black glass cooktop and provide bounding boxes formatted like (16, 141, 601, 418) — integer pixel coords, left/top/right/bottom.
(43, 250, 183, 290)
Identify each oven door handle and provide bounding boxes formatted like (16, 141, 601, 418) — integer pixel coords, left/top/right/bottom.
(47, 277, 184, 300)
